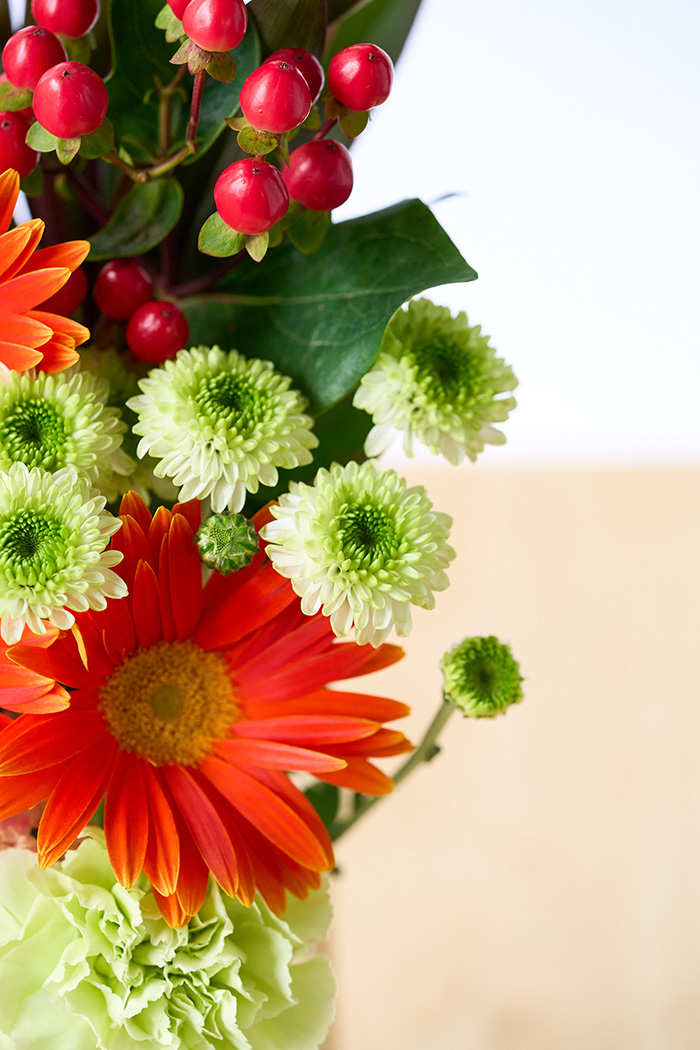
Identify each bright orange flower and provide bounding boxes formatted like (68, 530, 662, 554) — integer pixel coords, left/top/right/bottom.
(0, 168, 90, 373)
(0, 494, 410, 927)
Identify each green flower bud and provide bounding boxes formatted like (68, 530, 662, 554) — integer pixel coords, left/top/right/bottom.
(441, 635, 523, 718)
(196, 511, 259, 574)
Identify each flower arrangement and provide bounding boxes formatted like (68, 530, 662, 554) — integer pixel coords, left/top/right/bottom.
(0, 0, 524, 1044)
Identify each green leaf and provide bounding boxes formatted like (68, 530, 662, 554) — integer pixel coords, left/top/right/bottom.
(286, 206, 330, 254)
(155, 2, 183, 41)
(245, 231, 269, 262)
(248, 0, 326, 57)
(56, 136, 81, 164)
(205, 51, 237, 82)
(0, 81, 32, 111)
(338, 107, 369, 138)
(325, 0, 424, 65)
(304, 783, 340, 831)
(198, 212, 245, 258)
(88, 178, 184, 259)
(26, 122, 58, 152)
(327, 0, 361, 20)
(78, 117, 114, 158)
(182, 199, 477, 412)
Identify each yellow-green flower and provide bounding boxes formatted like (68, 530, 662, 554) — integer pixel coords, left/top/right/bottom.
(441, 635, 524, 717)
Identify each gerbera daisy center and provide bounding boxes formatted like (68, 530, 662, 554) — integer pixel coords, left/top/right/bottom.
(1, 398, 68, 470)
(99, 640, 238, 766)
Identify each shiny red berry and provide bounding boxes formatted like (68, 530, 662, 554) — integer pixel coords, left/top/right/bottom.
(94, 259, 154, 321)
(240, 61, 312, 134)
(2, 26, 66, 92)
(328, 43, 394, 111)
(214, 158, 289, 235)
(0, 111, 38, 178)
(263, 48, 324, 104)
(32, 0, 101, 39)
(126, 301, 190, 364)
(39, 267, 88, 316)
(33, 61, 108, 138)
(182, 0, 247, 53)
(283, 140, 353, 212)
(167, 0, 190, 17)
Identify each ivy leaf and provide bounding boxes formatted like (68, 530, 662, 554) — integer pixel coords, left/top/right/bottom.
(325, 0, 425, 65)
(198, 212, 245, 258)
(181, 199, 476, 412)
(248, 0, 326, 57)
(88, 178, 184, 259)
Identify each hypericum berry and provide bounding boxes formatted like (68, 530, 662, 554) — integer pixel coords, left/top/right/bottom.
(126, 301, 190, 364)
(167, 0, 190, 17)
(94, 259, 153, 320)
(240, 61, 312, 134)
(32, 0, 101, 39)
(33, 61, 108, 138)
(39, 267, 88, 316)
(214, 159, 289, 235)
(0, 111, 38, 178)
(263, 48, 324, 104)
(182, 0, 247, 53)
(328, 43, 394, 111)
(283, 140, 353, 212)
(2, 26, 66, 92)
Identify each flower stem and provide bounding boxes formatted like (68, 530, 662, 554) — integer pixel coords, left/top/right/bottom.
(157, 67, 187, 156)
(329, 698, 455, 842)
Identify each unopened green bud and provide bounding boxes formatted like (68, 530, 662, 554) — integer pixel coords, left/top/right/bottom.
(195, 512, 259, 575)
(441, 635, 523, 718)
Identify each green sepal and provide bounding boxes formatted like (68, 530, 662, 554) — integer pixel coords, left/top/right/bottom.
(0, 81, 32, 111)
(78, 117, 115, 159)
(305, 783, 340, 830)
(170, 37, 211, 73)
(198, 211, 246, 257)
(286, 205, 330, 254)
(225, 116, 249, 132)
(339, 107, 369, 138)
(56, 136, 82, 165)
(302, 105, 321, 130)
(20, 165, 44, 198)
(64, 34, 92, 63)
(237, 125, 279, 156)
(25, 122, 59, 153)
(205, 51, 237, 82)
(155, 2, 184, 42)
(267, 223, 284, 247)
(118, 144, 136, 165)
(324, 96, 345, 120)
(245, 230, 269, 262)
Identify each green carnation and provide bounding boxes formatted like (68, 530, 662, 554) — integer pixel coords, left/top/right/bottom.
(0, 831, 335, 1050)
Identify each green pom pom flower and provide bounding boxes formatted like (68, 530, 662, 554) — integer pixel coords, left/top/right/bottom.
(0, 366, 133, 501)
(261, 459, 455, 647)
(353, 299, 518, 464)
(0, 463, 126, 644)
(441, 635, 524, 717)
(127, 346, 318, 513)
(196, 511, 259, 574)
(0, 831, 336, 1050)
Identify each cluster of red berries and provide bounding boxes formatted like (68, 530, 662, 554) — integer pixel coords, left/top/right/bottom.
(214, 42, 394, 238)
(0, 0, 107, 177)
(94, 259, 189, 365)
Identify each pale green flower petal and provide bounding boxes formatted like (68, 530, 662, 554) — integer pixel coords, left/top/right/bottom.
(354, 299, 518, 464)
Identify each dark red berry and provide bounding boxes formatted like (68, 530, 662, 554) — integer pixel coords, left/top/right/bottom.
(0, 111, 38, 178)
(39, 267, 88, 316)
(32, 0, 101, 39)
(33, 61, 108, 138)
(328, 43, 394, 111)
(240, 61, 312, 134)
(182, 0, 247, 53)
(167, 0, 190, 18)
(283, 140, 353, 212)
(214, 158, 289, 235)
(126, 301, 190, 364)
(263, 48, 324, 104)
(2, 26, 66, 92)
(94, 259, 154, 321)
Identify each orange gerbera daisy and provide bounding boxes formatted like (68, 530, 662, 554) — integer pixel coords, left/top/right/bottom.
(0, 494, 410, 926)
(0, 168, 90, 373)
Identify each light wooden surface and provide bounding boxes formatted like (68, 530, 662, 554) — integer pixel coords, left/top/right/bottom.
(325, 467, 700, 1050)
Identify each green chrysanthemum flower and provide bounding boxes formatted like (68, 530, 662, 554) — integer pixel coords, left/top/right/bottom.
(353, 299, 518, 464)
(196, 511, 259, 574)
(0, 463, 126, 644)
(0, 831, 336, 1050)
(441, 635, 524, 717)
(127, 346, 318, 513)
(0, 366, 133, 501)
(261, 459, 455, 647)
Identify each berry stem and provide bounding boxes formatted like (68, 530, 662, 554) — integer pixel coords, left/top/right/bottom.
(104, 149, 147, 182)
(156, 66, 187, 156)
(170, 252, 246, 298)
(65, 165, 109, 225)
(145, 69, 206, 178)
(312, 118, 337, 141)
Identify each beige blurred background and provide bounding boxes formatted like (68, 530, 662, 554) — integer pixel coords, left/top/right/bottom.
(325, 464, 700, 1050)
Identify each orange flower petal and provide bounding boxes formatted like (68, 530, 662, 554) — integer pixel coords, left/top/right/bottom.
(0, 221, 44, 282)
(0, 268, 71, 313)
(104, 754, 149, 888)
(0, 341, 44, 370)
(22, 238, 90, 274)
(0, 170, 20, 232)
(141, 764, 180, 896)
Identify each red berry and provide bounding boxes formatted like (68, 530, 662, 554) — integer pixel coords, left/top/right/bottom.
(33, 61, 108, 138)
(32, 0, 101, 39)
(94, 259, 154, 321)
(182, 0, 247, 53)
(167, 0, 190, 17)
(2, 26, 66, 92)
(283, 140, 353, 212)
(328, 43, 394, 111)
(39, 267, 88, 316)
(263, 48, 324, 104)
(240, 61, 312, 134)
(214, 158, 289, 235)
(126, 301, 190, 364)
(0, 111, 38, 178)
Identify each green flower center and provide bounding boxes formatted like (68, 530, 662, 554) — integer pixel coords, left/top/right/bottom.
(444, 636, 523, 717)
(0, 509, 69, 582)
(336, 501, 399, 563)
(410, 336, 481, 403)
(0, 398, 69, 470)
(196, 512, 259, 575)
(195, 373, 271, 433)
